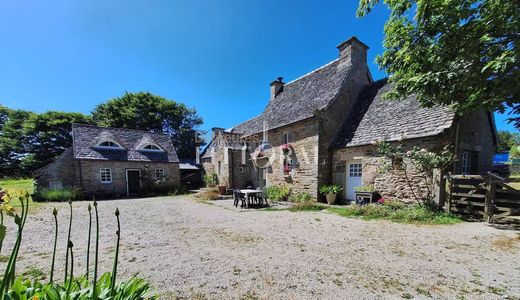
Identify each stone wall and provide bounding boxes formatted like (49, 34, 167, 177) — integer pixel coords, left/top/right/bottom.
(76, 160, 180, 196)
(259, 118, 319, 197)
(332, 137, 449, 202)
(35, 148, 76, 189)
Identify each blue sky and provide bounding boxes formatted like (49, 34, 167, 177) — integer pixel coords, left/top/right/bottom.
(0, 0, 517, 138)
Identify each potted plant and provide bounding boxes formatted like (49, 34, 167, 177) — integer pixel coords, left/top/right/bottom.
(354, 185, 377, 205)
(319, 184, 343, 205)
(217, 176, 228, 195)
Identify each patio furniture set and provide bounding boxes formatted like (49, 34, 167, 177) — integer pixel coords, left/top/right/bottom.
(233, 189, 268, 208)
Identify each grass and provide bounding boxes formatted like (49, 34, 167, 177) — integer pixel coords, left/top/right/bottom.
(509, 174, 520, 190)
(327, 203, 463, 225)
(0, 178, 34, 193)
(34, 187, 82, 201)
(0, 178, 41, 209)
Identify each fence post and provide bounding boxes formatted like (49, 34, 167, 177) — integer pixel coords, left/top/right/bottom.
(484, 178, 496, 223)
(446, 174, 452, 213)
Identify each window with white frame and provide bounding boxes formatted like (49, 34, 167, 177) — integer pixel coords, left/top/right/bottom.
(155, 169, 165, 180)
(142, 144, 163, 151)
(100, 168, 112, 183)
(349, 163, 362, 177)
(462, 151, 471, 174)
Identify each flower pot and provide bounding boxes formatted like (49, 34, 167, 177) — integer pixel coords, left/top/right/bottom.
(325, 193, 336, 205)
(217, 185, 227, 195)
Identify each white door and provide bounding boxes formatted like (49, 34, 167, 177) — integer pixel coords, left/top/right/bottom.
(346, 162, 363, 200)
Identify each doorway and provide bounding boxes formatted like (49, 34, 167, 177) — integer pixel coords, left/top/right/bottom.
(126, 169, 141, 196)
(346, 162, 363, 200)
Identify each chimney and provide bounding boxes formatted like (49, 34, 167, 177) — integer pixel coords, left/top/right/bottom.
(336, 36, 369, 67)
(211, 127, 225, 141)
(270, 77, 284, 99)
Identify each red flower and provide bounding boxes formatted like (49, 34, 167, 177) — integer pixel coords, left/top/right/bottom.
(377, 198, 385, 204)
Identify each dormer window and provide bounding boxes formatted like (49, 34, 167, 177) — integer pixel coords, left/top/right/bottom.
(95, 140, 124, 150)
(140, 144, 164, 152)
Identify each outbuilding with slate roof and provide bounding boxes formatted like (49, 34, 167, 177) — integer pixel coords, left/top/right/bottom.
(35, 124, 181, 197)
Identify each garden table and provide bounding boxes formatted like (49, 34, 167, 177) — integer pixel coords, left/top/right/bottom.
(239, 189, 264, 208)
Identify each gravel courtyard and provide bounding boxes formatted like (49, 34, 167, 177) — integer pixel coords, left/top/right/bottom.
(3, 196, 520, 299)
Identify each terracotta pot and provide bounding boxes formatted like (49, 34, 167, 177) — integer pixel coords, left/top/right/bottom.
(217, 185, 227, 195)
(326, 193, 336, 205)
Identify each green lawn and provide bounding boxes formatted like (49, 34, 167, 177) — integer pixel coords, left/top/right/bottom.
(0, 178, 39, 209)
(509, 174, 520, 190)
(0, 178, 35, 193)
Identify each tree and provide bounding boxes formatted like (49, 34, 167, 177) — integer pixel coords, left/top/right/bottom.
(497, 130, 520, 153)
(358, 0, 520, 128)
(0, 108, 35, 177)
(92, 92, 203, 158)
(21, 111, 93, 173)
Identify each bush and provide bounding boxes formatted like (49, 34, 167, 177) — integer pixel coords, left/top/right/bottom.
(265, 184, 291, 202)
(381, 199, 406, 210)
(203, 172, 219, 187)
(289, 192, 312, 203)
(34, 187, 82, 202)
(196, 190, 219, 201)
(142, 182, 188, 197)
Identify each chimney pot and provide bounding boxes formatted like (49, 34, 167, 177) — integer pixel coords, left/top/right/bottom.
(270, 77, 285, 98)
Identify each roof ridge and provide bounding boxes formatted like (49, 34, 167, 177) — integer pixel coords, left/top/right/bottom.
(72, 123, 171, 137)
(285, 59, 339, 85)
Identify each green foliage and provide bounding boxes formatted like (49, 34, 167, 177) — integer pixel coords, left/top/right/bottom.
(91, 92, 203, 158)
(265, 184, 291, 202)
(34, 188, 82, 202)
(357, 0, 520, 129)
(510, 145, 520, 159)
(377, 142, 453, 205)
(203, 173, 219, 187)
(289, 192, 312, 203)
(382, 199, 406, 211)
(5, 273, 156, 300)
(328, 203, 462, 224)
(354, 185, 375, 192)
(319, 184, 343, 195)
(497, 131, 520, 153)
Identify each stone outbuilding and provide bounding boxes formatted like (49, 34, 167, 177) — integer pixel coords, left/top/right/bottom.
(201, 36, 497, 202)
(35, 124, 181, 197)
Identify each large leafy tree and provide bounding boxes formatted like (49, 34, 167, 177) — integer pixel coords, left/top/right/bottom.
(21, 111, 93, 172)
(358, 0, 519, 128)
(92, 92, 203, 158)
(496, 130, 520, 153)
(0, 108, 34, 177)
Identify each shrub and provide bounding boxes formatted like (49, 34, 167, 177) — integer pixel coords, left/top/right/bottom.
(289, 192, 312, 203)
(203, 172, 219, 187)
(265, 184, 291, 202)
(196, 190, 219, 201)
(34, 187, 82, 202)
(142, 182, 188, 197)
(382, 199, 406, 210)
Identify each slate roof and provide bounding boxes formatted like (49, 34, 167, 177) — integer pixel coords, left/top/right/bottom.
(231, 59, 351, 135)
(330, 79, 455, 148)
(72, 124, 179, 163)
(179, 159, 202, 170)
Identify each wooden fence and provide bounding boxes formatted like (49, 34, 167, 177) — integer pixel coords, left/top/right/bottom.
(446, 173, 520, 223)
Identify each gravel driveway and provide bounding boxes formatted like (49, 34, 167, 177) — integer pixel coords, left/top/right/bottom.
(2, 196, 520, 299)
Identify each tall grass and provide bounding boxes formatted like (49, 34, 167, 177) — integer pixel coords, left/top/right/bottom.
(34, 188, 82, 202)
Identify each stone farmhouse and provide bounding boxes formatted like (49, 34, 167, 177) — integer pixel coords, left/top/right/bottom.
(35, 124, 181, 197)
(201, 36, 497, 201)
